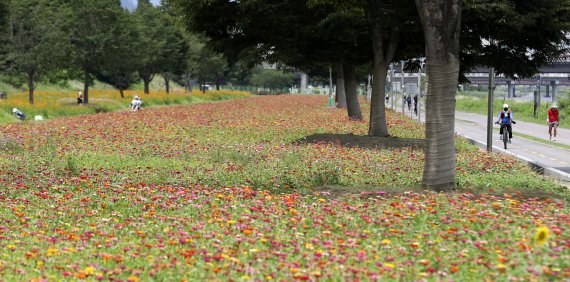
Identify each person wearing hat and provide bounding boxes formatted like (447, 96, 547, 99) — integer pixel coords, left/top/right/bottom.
(547, 103, 559, 141)
(130, 95, 142, 111)
(496, 103, 515, 142)
(12, 108, 25, 120)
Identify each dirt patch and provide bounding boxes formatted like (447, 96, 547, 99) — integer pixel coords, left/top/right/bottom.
(295, 133, 425, 150)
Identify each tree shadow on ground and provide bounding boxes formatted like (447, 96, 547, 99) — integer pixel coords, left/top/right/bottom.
(294, 133, 425, 150)
(314, 185, 570, 202)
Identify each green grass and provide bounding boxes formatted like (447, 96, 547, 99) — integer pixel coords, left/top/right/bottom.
(514, 131, 570, 150)
(456, 94, 570, 129)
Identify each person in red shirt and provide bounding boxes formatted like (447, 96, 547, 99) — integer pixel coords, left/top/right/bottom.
(547, 103, 559, 141)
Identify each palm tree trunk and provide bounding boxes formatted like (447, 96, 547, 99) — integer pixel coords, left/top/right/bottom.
(343, 63, 362, 120)
(416, 0, 463, 191)
(335, 63, 347, 108)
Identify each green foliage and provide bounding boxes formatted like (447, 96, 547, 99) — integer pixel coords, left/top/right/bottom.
(1, 0, 70, 103)
(462, 0, 570, 79)
(249, 68, 295, 93)
(66, 0, 133, 103)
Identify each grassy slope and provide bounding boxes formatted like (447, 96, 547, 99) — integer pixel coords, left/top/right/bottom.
(0, 76, 191, 124)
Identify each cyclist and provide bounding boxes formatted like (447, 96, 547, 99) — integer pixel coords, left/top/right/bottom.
(496, 103, 515, 143)
(547, 103, 559, 141)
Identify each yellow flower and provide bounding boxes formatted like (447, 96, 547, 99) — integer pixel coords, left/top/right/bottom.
(535, 226, 550, 246)
(84, 266, 96, 275)
(496, 263, 507, 273)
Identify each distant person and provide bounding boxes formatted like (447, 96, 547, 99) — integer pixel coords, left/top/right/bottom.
(385, 94, 389, 104)
(406, 95, 412, 111)
(496, 103, 515, 142)
(12, 108, 25, 120)
(547, 103, 559, 141)
(77, 91, 83, 105)
(413, 95, 418, 115)
(130, 95, 142, 111)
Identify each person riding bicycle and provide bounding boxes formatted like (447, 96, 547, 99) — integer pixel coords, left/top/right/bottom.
(496, 103, 515, 143)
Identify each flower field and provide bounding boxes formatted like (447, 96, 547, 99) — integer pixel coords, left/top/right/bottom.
(0, 89, 251, 124)
(0, 95, 569, 281)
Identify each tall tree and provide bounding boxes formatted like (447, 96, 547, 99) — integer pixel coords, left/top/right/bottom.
(95, 13, 143, 98)
(160, 28, 189, 93)
(3, 0, 69, 104)
(169, 0, 370, 119)
(192, 48, 228, 92)
(416, 0, 570, 191)
(135, 0, 186, 94)
(310, 0, 422, 133)
(67, 0, 128, 104)
(415, 0, 462, 191)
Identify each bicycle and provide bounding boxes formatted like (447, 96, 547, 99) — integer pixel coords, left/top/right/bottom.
(496, 121, 516, 149)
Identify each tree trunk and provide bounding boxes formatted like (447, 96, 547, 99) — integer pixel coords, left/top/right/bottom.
(216, 82, 220, 90)
(368, 64, 389, 136)
(27, 72, 35, 105)
(83, 70, 90, 104)
(165, 77, 170, 94)
(143, 77, 151, 94)
(416, 0, 463, 191)
(343, 63, 362, 120)
(335, 63, 347, 108)
(119, 88, 124, 98)
(366, 0, 398, 136)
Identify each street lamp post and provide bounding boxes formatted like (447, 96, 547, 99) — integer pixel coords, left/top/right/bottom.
(487, 67, 495, 152)
(401, 61, 405, 114)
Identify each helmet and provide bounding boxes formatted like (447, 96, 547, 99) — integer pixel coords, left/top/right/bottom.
(551, 103, 558, 108)
(503, 104, 509, 109)
(12, 108, 17, 113)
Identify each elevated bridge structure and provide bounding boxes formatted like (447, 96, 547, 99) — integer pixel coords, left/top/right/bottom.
(387, 61, 570, 100)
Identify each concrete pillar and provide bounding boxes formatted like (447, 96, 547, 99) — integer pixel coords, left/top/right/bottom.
(551, 81, 557, 101)
(507, 81, 513, 98)
(300, 72, 308, 94)
(512, 85, 516, 97)
(546, 83, 550, 97)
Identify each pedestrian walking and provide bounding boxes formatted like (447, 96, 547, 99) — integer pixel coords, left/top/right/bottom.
(547, 103, 559, 141)
(406, 95, 412, 112)
(413, 95, 418, 116)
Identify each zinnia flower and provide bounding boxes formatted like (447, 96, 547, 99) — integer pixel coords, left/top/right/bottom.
(535, 226, 550, 246)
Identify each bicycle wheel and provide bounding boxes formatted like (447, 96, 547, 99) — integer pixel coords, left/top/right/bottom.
(503, 129, 508, 149)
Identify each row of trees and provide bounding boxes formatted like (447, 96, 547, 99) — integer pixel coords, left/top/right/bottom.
(169, 0, 570, 191)
(0, 0, 277, 104)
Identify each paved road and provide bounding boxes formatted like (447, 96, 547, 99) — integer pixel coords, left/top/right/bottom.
(388, 99, 570, 174)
